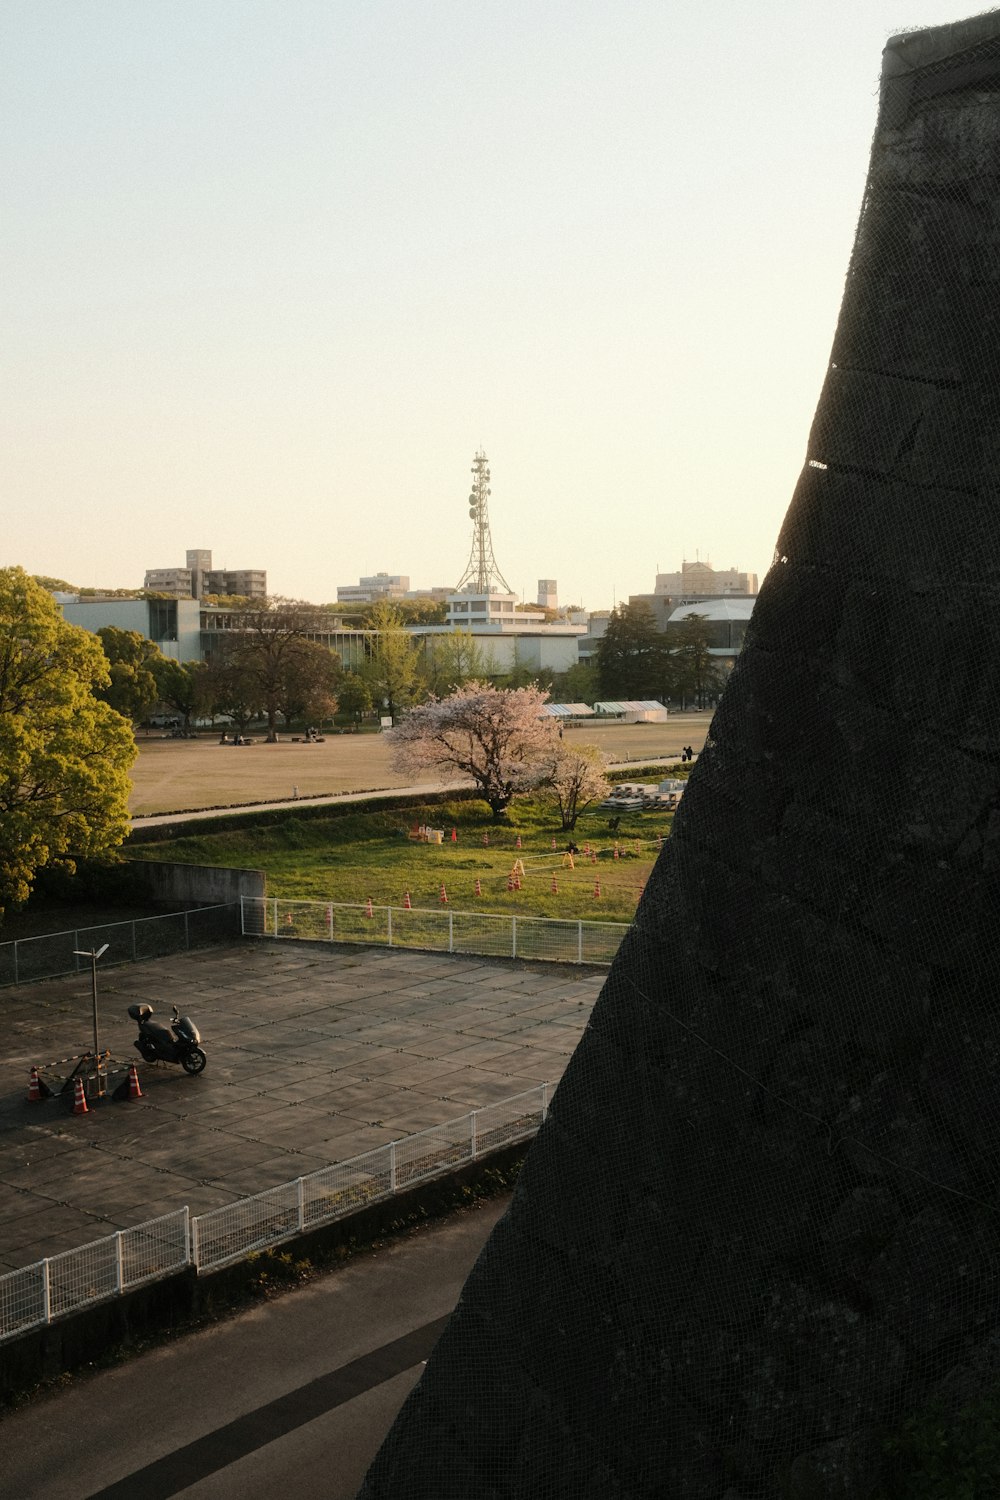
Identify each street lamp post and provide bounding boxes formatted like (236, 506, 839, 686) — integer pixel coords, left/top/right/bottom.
(73, 942, 110, 1096)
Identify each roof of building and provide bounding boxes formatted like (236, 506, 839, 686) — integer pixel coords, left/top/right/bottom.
(667, 598, 757, 624)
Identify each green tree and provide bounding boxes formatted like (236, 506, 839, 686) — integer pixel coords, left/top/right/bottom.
(361, 600, 422, 720)
(96, 627, 163, 724)
(225, 599, 336, 742)
(422, 630, 497, 696)
(153, 658, 206, 732)
(550, 661, 599, 704)
(597, 602, 675, 701)
(337, 673, 374, 723)
(0, 568, 136, 915)
(672, 613, 724, 708)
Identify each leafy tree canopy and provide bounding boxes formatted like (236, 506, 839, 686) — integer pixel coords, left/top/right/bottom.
(96, 627, 163, 724)
(0, 568, 136, 915)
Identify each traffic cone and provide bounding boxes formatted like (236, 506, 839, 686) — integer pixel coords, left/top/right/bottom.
(635, 841, 641, 856)
(584, 843, 591, 856)
(591, 850, 598, 864)
(516, 834, 522, 849)
(613, 844, 620, 861)
(551, 837, 556, 850)
(565, 852, 575, 871)
(514, 875, 521, 891)
(551, 875, 558, 894)
(404, 890, 412, 909)
(127, 1064, 143, 1099)
(72, 1076, 89, 1115)
(439, 883, 448, 904)
(27, 1066, 51, 1102)
(451, 828, 458, 842)
(507, 873, 514, 892)
(474, 879, 482, 897)
(483, 832, 489, 846)
(594, 879, 601, 899)
(365, 897, 373, 919)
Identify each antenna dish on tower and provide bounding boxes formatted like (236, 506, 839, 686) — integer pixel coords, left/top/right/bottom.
(454, 448, 513, 594)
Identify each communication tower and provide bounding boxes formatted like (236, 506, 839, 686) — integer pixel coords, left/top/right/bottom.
(455, 448, 513, 593)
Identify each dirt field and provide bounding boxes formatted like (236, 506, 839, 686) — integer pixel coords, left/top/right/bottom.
(129, 716, 713, 816)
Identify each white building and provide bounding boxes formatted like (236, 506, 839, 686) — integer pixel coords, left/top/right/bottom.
(337, 573, 410, 604)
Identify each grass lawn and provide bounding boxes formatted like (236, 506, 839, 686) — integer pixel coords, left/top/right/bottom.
(130, 794, 678, 923)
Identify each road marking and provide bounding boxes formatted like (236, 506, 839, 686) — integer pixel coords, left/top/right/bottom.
(85, 1315, 449, 1499)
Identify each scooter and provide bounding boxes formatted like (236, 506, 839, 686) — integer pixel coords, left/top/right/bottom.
(128, 1003, 207, 1074)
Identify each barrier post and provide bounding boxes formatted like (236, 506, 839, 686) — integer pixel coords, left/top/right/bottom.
(471, 1110, 478, 1159)
(297, 1177, 305, 1232)
(512, 916, 517, 960)
(114, 1231, 124, 1293)
(387, 907, 393, 947)
(577, 920, 583, 965)
(448, 910, 454, 954)
(42, 1257, 51, 1324)
(389, 1140, 397, 1193)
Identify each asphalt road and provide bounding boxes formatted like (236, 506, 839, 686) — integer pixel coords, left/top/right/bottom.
(4, 1195, 509, 1500)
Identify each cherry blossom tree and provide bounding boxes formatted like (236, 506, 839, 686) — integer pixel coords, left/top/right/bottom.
(540, 743, 610, 830)
(386, 681, 558, 820)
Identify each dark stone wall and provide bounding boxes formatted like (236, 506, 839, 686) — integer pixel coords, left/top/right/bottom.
(359, 15, 1000, 1498)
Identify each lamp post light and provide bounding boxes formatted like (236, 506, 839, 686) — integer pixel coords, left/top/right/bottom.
(73, 943, 110, 1096)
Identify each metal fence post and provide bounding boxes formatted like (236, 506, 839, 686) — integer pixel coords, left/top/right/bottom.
(387, 907, 393, 947)
(272, 897, 278, 935)
(296, 1177, 305, 1232)
(577, 920, 583, 965)
(240, 895, 246, 935)
(114, 1231, 124, 1293)
(471, 1110, 478, 1160)
(448, 910, 453, 954)
(42, 1257, 51, 1324)
(512, 916, 517, 960)
(542, 1081, 550, 1122)
(184, 910, 190, 949)
(183, 1207, 191, 1267)
(389, 1140, 397, 1193)
(13, 940, 18, 987)
(190, 1213, 200, 1270)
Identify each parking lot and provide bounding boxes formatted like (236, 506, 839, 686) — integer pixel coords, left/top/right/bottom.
(0, 939, 603, 1274)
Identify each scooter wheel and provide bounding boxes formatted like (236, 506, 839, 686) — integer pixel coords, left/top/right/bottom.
(181, 1047, 207, 1075)
(138, 1039, 159, 1063)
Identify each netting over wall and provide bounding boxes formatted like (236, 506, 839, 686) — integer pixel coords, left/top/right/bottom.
(359, 15, 1000, 1498)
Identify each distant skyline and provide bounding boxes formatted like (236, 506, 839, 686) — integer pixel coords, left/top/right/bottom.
(1, 2, 977, 610)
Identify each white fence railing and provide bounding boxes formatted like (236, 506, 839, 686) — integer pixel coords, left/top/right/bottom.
(0, 1085, 550, 1343)
(241, 896, 628, 966)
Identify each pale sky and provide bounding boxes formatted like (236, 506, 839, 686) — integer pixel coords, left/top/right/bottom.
(0, 2, 982, 610)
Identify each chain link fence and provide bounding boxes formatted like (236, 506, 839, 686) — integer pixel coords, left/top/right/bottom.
(0, 905, 242, 988)
(241, 896, 627, 966)
(0, 1084, 549, 1341)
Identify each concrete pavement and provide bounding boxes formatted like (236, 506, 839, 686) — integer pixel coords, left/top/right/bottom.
(0, 940, 602, 1273)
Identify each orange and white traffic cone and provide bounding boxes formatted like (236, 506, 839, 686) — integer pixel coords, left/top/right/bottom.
(404, 890, 412, 909)
(591, 850, 598, 864)
(613, 844, 620, 861)
(439, 884, 448, 904)
(27, 1066, 51, 1102)
(72, 1076, 89, 1115)
(516, 834, 522, 849)
(507, 873, 514, 893)
(474, 879, 482, 897)
(127, 1063, 143, 1100)
(514, 875, 521, 891)
(551, 837, 556, 850)
(483, 832, 489, 846)
(551, 875, 558, 895)
(594, 879, 601, 899)
(365, 897, 373, 919)
(584, 843, 591, 857)
(451, 828, 458, 843)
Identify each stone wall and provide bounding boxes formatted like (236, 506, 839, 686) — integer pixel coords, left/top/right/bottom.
(359, 15, 1000, 1499)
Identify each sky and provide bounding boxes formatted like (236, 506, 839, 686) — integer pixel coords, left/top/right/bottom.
(0, 1, 985, 610)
